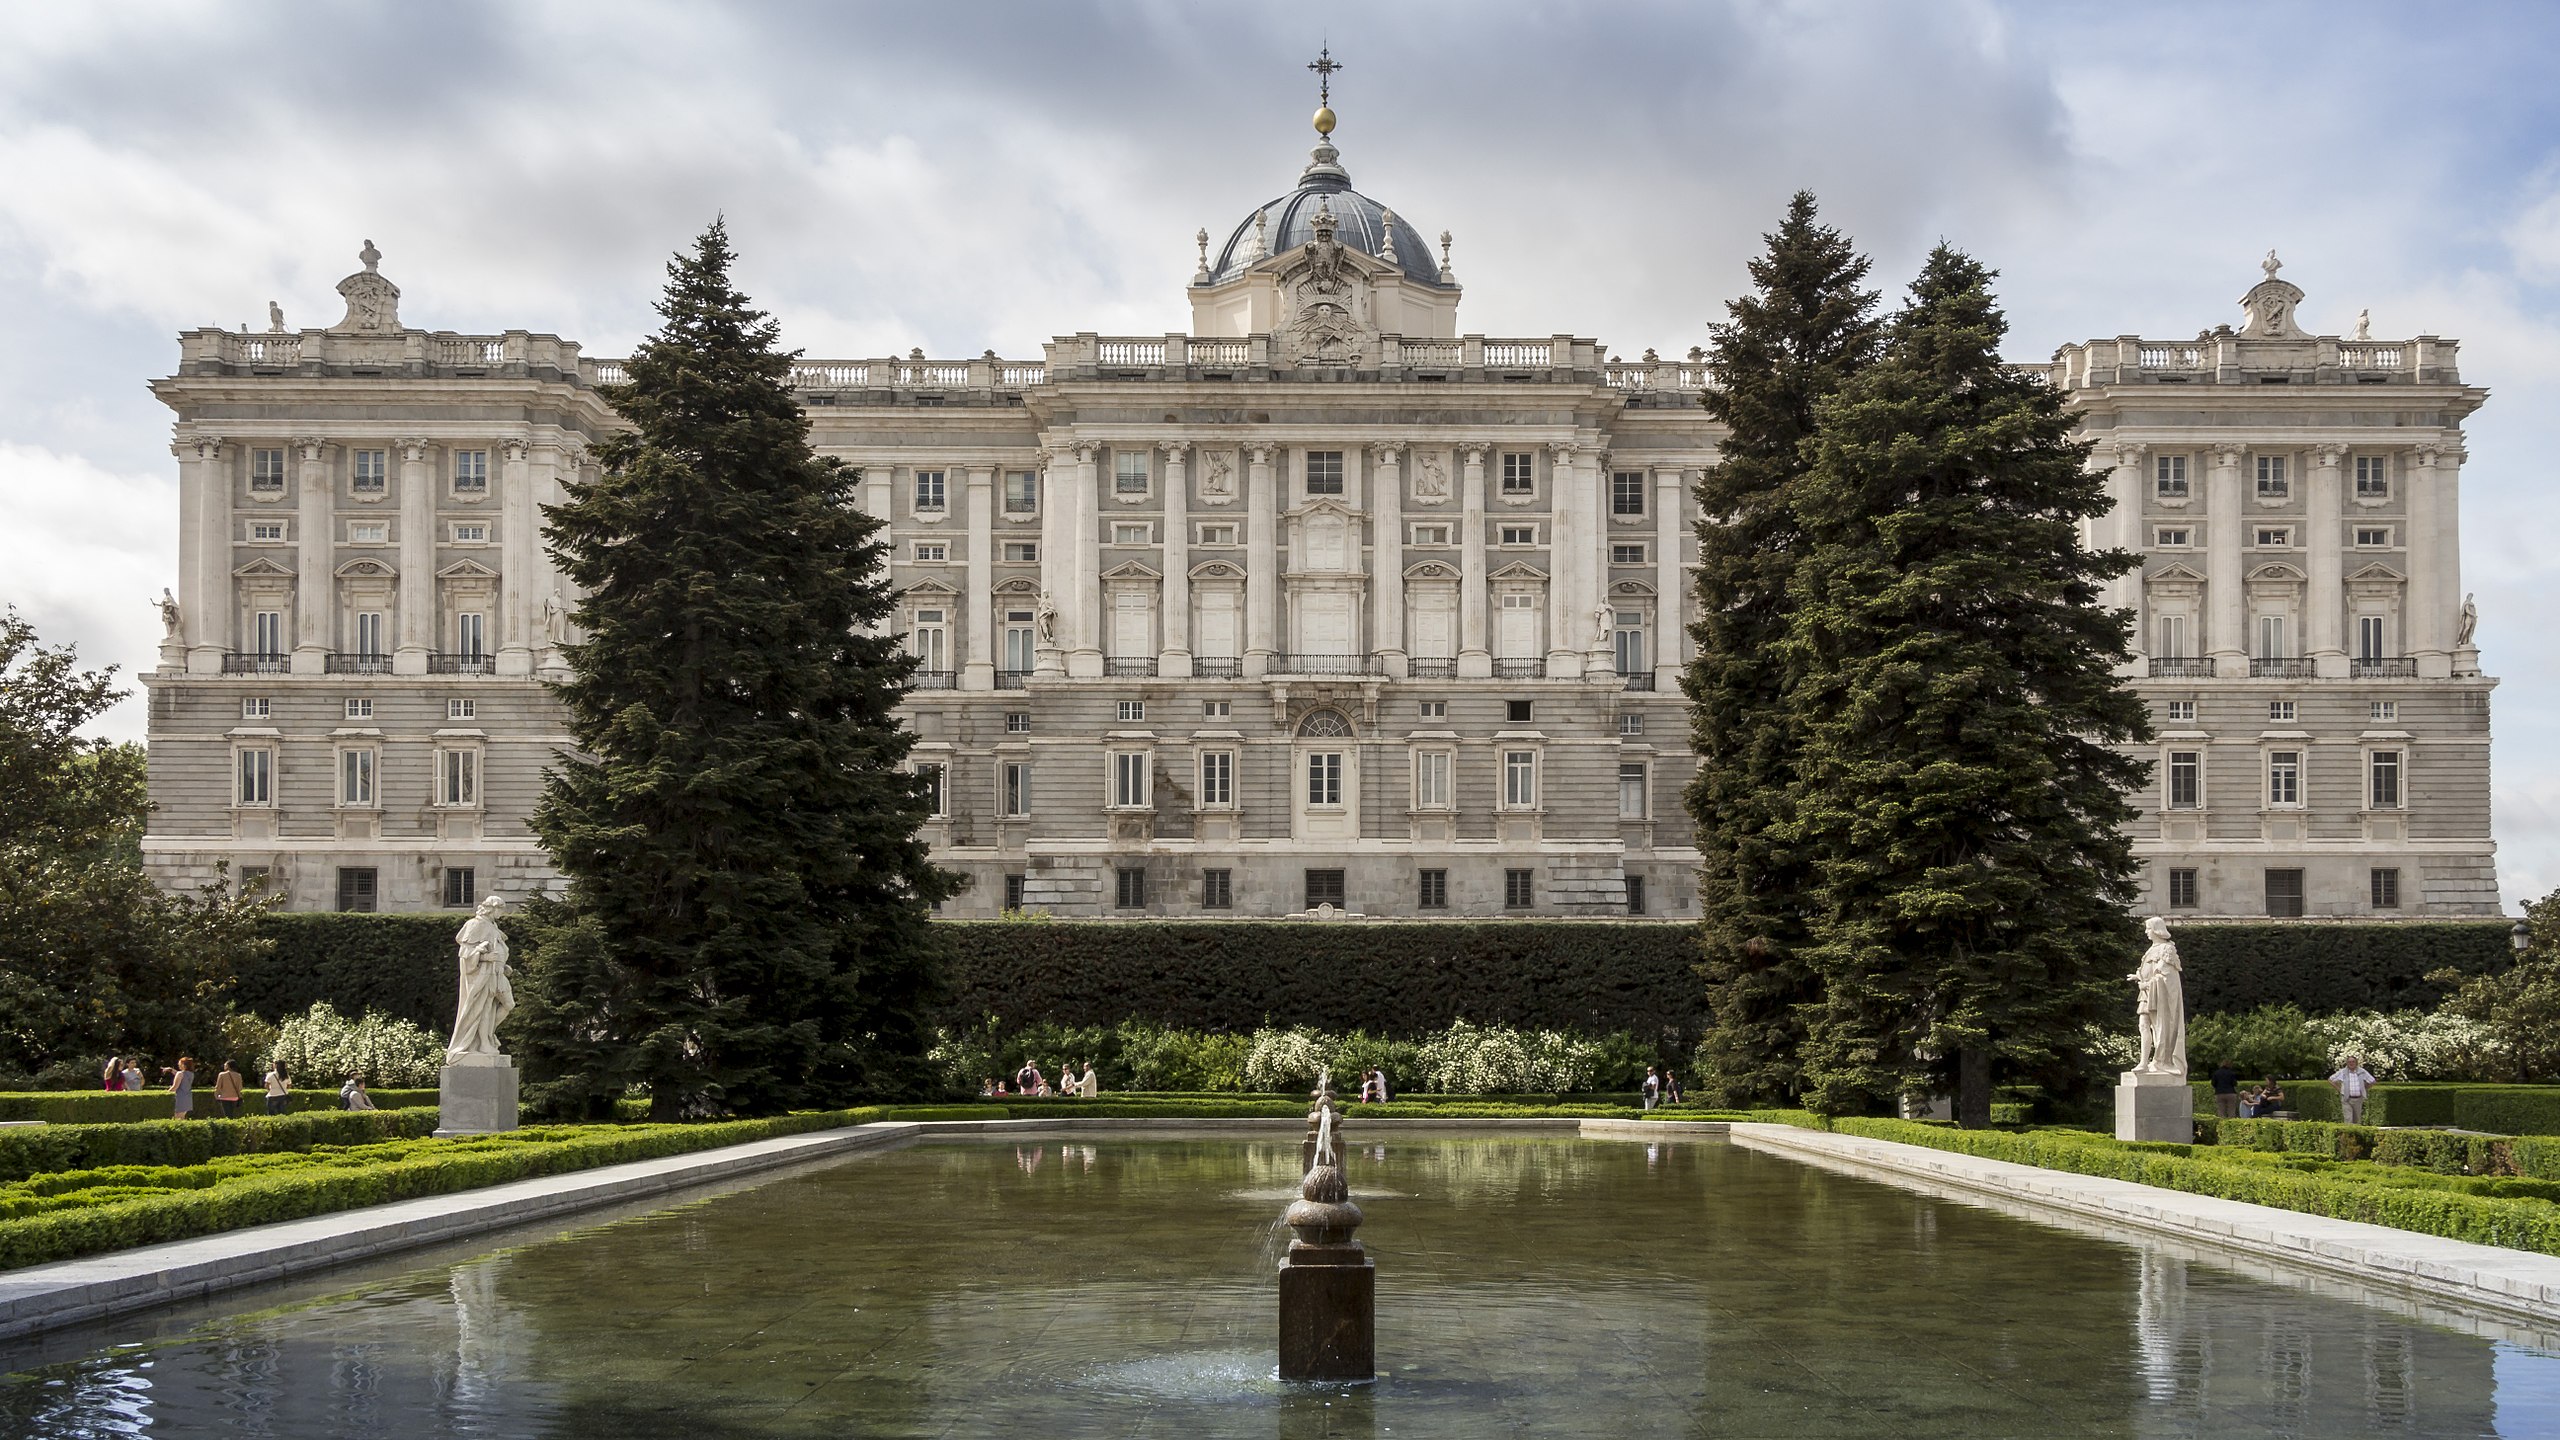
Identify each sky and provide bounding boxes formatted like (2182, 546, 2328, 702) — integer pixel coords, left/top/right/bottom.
(3, 0, 2558, 905)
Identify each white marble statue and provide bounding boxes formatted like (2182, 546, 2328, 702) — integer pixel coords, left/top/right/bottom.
(267, 301, 286, 333)
(1591, 601, 1615, 649)
(1034, 589, 1059, 646)
(2458, 593, 2479, 648)
(1414, 452, 1449, 499)
(2354, 308, 2372, 341)
(541, 589, 568, 646)
(448, 895, 515, 1059)
(155, 588, 181, 640)
(2132, 916, 2187, 1076)
(1203, 451, 1233, 497)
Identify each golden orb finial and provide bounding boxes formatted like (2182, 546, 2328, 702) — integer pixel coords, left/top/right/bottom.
(1313, 104, 1336, 136)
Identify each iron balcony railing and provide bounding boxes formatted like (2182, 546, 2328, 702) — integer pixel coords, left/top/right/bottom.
(1620, 671, 1656, 691)
(1104, 657, 1159, 677)
(324, 652, 392, 675)
(2148, 657, 2216, 679)
(2351, 657, 2418, 678)
(1492, 657, 1547, 679)
(1275, 653, 1380, 675)
(222, 652, 290, 675)
(911, 668, 957, 690)
(995, 668, 1031, 690)
(1407, 657, 1457, 679)
(428, 652, 493, 675)
(1193, 657, 1242, 677)
(2250, 658, 2317, 679)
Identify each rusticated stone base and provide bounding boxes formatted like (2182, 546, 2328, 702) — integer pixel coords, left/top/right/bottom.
(437, 1055, 519, 1136)
(2115, 1069, 2194, 1143)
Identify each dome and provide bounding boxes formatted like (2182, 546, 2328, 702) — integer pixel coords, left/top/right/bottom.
(1204, 139, 1453, 291)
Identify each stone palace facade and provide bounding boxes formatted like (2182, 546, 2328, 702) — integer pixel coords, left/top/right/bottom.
(137, 119, 2500, 920)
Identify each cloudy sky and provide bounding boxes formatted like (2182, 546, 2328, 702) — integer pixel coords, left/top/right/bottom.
(5, 1, 2559, 903)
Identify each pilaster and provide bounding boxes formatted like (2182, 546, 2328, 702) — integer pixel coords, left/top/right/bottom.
(1546, 441, 1584, 676)
(1068, 443, 1103, 677)
(497, 437, 536, 676)
(292, 437, 331, 674)
(2307, 443, 2346, 678)
(181, 436, 229, 673)
(2206, 443, 2246, 673)
(1160, 442, 1193, 676)
(1245, 443, 1278, 678)
(395, 438, 433, 674)
(1457, 443, 1490, 677)
(1372, 442, 1405, 677)
(1653, 466, 1684, 689)
(2107, 441, 2147, 677)
(963, 464, 995, 689)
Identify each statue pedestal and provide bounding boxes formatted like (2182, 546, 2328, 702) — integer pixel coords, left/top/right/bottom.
(436, 1054, 519, 1136)
(1277, 1249, 1374, 1382)
(2114, 1070, 2194, 1143)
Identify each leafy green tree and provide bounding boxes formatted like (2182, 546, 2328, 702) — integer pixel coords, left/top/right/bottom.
(1684, 193, 1882, 1105)
(521, 222, 961, 1119)
(2432, 890, 2560, 1081)
(0, 609, 269, 1084)
(1781, 246, 2150, 1124)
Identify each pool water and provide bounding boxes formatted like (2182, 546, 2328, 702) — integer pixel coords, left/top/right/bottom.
(3, 1135, 2557, 1437)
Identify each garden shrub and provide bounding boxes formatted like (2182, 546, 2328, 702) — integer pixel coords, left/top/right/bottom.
(0, 1089, 436, 1124)
(240, 912, 467, 1032)
(269, 1002, 445, 1088)
(0, 1108, 441, 1184)
(2170, 922, 2515, 1014)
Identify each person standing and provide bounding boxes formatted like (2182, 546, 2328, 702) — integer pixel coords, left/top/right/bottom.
(212, 1060, 244, 1118)
(2330, 1054, 2379, 1125)
(167, 1057, 196, 1119)
(102, 1056, 123, 1091)
(2210, 1059, 2243, 1119)
(1663, 1070, 1684, 1106)
(1641, 1067, 1662, 1111)
(264, 1060, 291, 1115)
(121, 1057, 145, 1093)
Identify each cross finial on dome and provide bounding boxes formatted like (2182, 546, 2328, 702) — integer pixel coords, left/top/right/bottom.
(1308, 44, 1341, 137)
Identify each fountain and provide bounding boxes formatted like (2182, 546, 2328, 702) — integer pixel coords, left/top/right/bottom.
(1300, 1067, 1344, 1175)
(1277, 1086, 1374, 1381)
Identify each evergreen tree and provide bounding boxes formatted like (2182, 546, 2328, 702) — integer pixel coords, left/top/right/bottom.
(524, 222, 960, 1119)
(1683, 193, 1882, 1105)
(1781, 245, 2150, 1124)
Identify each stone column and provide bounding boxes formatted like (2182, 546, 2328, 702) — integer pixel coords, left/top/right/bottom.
(395, 438, 433, 674)
(1458, 443, 1490, 677)
(861, 465, 893, 638)
(2409, 440, 2464, 679)
(963, 464, 995, 689)
(498, 438, 537, 675)
(1245, 443, 1278, 677)
(1032, 449, 1064, 674)
(180, 436, 229, 673)
(2307, 443, 2347, 678)
(2206, 443, 2246, 675)
(2105, 442, 2146, 670)
(1579, 447, 1611, 667)
(292, 438, 332, 674)
(1160, 442, 1193, 676)
(1653, 466, 1684, 689)
(1546, 442, 1583, 677)
(2441, 442, 2472, 676)
(1068, 443, 1103, 677)
(1372, 442, 1406, 677)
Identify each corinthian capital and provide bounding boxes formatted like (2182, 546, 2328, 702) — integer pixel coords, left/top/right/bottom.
(2111, 440, 2147, 468)
(1157, 439, 1191, 462)
(295, 436, 331, 461)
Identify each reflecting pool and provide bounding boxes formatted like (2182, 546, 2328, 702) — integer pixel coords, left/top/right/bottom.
(5, 1135, 2558, 1437)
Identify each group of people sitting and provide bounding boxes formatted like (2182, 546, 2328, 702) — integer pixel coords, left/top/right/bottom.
(983, 1060, 1099, 1098)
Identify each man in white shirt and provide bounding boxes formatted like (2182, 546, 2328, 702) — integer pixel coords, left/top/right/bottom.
(2329, 1054, 2379, 1124)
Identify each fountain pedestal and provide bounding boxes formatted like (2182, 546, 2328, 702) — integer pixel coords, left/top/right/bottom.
(1279, 1247, 1374, 1381)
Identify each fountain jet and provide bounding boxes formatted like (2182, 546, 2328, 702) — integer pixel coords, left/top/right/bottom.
(1278, 1095, 1374, 1381)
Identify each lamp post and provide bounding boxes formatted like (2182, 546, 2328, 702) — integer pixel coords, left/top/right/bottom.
(2514, 919, 2534, 956)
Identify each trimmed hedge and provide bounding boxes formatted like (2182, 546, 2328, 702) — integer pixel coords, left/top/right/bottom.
(1771, 1114, 2560, 1255)
(2169, 922, 2516, 1014)
(0, 1090, 437, 1124)
(0, 1105, 990, 1271)
(2190, 1082, 2560, 1134)
(241, 915, 2520, 1041)
(0, 1109, 442, 1184)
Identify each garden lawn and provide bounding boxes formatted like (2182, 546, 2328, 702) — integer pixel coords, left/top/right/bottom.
(1762, 1113, 2560, 1256)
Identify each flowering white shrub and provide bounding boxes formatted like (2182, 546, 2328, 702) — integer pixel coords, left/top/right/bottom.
(1414, 1020, 1600, 1094)
(2083, 1027, 2139, 1073)
(2304, 1010, 2507, 1082)
(1243, 1026, 1334, 1092)
(269, 1002, 446, 1088)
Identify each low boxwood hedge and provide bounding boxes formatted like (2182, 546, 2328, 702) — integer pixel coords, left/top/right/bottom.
(0, 1090, 438, 1125)
(1767, 1114, 2560, 1255)
(0, 1109, 445, 1185)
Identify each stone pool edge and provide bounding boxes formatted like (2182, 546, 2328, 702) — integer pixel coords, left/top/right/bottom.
(1729, 1121, 2560, 1326)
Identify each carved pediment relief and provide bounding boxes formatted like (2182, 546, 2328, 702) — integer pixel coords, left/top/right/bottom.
(1610, 579, 1656, 597)
(435, 558, 501, 580)
(1488, 559, 1550, 582)
(232, 557, 295, 578)
(2148, 561, 2208, 585)
(993, 577, 1041, 594)
(1273, 201, 1377, 368)
(1403, 560, 1459, 581)
(2345, 560, 2407, 584)
(1190, 560, 1246, 581)
(1100, 559, 1162, 582)
(2246, 561, 2308, 584)
(900, 577, 961, 597)
(334, 558, 395, 578)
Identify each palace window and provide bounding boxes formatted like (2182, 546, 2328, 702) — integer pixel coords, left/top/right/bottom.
(2268, 700, 2296, 722)
(2166, 751, 2201, 809)
(336, 868, 378, 913)
(345, 698, 373, 719)
(2354, 527, 2391, 548)
(1611, 542, 1648, 564)
(2255, 454, 2289, 499)
(1497, 524, 1537, 546)
(254, 611, 285, 658)
(1619, 713, 1644, 736)
(250, 448, 287, 494)
(1003, 761, 1030, 817)
(2155, 454, 2188, 499)
(444, 868, 477, 908)
(913, 469, 947, 511)
(1412, 523, 1453, 546)
(1112, 522, 1153, 545)
(352, 449, 386, 494)
(1117, 700, 1146, 722)
(1198, 750, 1234, 808)
(1612, 471, 1645, 515)
(1414, 750, 1453, 810)
(235, 746, 273, 807)
(1306, 751, 1344, 807)
(453, 450, 488, 494)
(2265, 868, 2305, 918)
(910, 609, 948, 672)
(1110, 751, 1151, 808)
(1499, 452, 1534, 496)
(1619, 761, 1649, 819)
(1504, 869, 1534, 909)
(2370, 701, 2397, 722)
(1507, 700, 1533, 723)
(1115, 451, 1151, 496)
(1116, 867, 1147, 908)
(1005, 617, 1035, 674)
(339, 746, 377, 807)
(242, 697, 271, 720)
(1419, 701, 1447, 719)
(1004, 471, 1039, 513)
(2370, 867, 2401, 909)
(1199, 523, 1238, 546)
(1203, 700, 1231, 718)
(1004, 874, 1026, 910)
(353, 612, 385, 658)
(2358, 615, 2388, 662)
(1626, 875, 1647, 915)
(2167, 868, 2199, 908)
(2266, 750, 2302, 808)
(913, 541, 948, 563)
(2354, 455, 2389, 499)
(455, 612, 486, 658)
(1004, 542, 1039, 563)
(452, 522, 488, 543)
(1613, 613, 1647, 676)
(1305, 869, 1347, 910)
(1202, 869, 1233, 909)
(1502, 750, 1538, 809)
(2165, 701, 2195, 723)
(917, 762, 945, 817)
(1005, 711, 1030, 733)
(438, 748, 480, 807)
(2254, 526, 2292, 548)
(1418, 869, 1449, 910)
(2369, 749, 2403, 809)
(250, 520, 287, 542)
(1303, 450, 1343, 496)
(448, 699, 474, 719)
(2155, 528, 2191, 548)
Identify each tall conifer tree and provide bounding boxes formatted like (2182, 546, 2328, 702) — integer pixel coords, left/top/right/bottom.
(1782, 245, 2150, 1124)
(523, 222, 959, 1118)
(1683, 193, 1882, 1104)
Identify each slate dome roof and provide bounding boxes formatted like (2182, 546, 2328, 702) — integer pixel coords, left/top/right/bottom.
(1203, 139, 1453, 291)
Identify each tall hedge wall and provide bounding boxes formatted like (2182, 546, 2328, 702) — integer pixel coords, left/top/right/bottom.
(240, 914, 2516, 1039)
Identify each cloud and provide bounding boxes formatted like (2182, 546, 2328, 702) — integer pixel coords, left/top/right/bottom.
(0, 443, 172, 740)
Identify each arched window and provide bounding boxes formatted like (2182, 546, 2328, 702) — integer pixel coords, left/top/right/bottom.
(1296, 709, 1353, 738)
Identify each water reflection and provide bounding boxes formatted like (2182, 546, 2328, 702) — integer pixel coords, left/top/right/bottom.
(0, 1137, 2552, 1438)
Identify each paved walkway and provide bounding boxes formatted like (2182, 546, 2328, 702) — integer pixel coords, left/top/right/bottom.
(1730, 1121, 2560, 1325)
